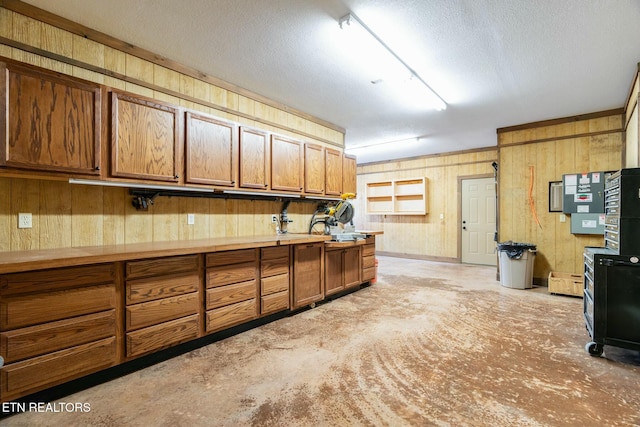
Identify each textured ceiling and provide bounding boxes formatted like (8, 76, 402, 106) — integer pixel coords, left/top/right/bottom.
(21, 0, 640, 163)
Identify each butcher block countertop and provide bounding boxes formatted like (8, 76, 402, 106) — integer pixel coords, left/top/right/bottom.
(0, 234, 332, 274)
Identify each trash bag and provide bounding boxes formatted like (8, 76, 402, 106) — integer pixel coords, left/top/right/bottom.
(497, 241, 536, 260)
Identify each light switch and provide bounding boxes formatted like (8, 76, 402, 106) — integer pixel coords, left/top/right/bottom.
(187, 213, 195, 225)
(559, 214, 566, 223)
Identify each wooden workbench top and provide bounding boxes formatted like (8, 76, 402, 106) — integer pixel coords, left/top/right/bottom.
(0, 234, 332, 274)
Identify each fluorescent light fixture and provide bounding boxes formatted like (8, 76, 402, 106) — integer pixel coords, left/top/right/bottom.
(345, 136, 421, 154)
(68, 178, 215, 193)
(338, 12, 446, 111)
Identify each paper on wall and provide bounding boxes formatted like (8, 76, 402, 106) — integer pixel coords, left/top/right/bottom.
(565, 175, 578, 186)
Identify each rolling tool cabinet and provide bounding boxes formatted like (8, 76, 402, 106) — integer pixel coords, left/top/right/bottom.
(584, 168, 640, 356)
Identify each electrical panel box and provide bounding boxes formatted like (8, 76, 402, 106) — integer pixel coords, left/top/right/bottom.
(562, 172, 606, 214)
(570, 213, 605, 235)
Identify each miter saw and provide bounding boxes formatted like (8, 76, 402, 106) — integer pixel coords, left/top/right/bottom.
(308, 193, 366, 241)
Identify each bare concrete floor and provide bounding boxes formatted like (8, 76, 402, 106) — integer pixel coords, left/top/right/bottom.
(4, 256, 640, 426)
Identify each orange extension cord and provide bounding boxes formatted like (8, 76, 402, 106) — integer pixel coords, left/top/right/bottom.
(529, 165, 542, 229)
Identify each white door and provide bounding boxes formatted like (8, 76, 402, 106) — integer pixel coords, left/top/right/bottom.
(461, 178, 497, 265)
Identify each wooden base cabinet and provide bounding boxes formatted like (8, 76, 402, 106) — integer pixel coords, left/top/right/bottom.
(0, 235, 378, 402)
(325, 245, 362, 296)
(292, 243, 324, 309)
(0, 264, 118, 401)
(124, 255, 201, 358)
(205, 249, 259, 332)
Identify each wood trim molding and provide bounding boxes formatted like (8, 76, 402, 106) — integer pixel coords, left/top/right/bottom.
(376, 251, 459, 264)
(356, 146, 497, 168)
(0, 0, 345, 136)
(497, 128, 623, 149)
(623, 63, 640, 116)
(497, 108, 624, 134)
(357, 158, 497, 176)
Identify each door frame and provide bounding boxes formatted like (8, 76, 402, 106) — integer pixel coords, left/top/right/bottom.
(457, 173, 496, 262)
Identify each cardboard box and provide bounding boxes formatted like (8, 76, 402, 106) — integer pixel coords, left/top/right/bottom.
(548, 271, 583, 297)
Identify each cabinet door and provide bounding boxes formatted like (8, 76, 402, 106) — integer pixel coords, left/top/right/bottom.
(292, 243, 324, 308)
(324, 249, 344, 296)
(344, 247, 362, 288)
(0, 61, 101, 175)
(342, 154, 357, 195)
(239, 126, 269, 189)
(111, 91, 180, 182)
(271, 135, 303, 192)
(325, 149, 343, 196)
(185, 112, 237, 186)
(304, 143, 324, 194)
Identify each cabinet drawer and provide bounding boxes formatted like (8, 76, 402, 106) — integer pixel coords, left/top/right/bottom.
(261, 257, 289, 277)
(126, 255, 200, 280)
(261, 291, 289, 315)
(126, 273, 200, 305)
(207, 262, 257, 288)
(126, 292, 199, 331)
(206, 280, 256, 310)
(261, 246, 289, 260)
(206, 249, 257, 267)
(362, 255, 375, 269)
(0, 310, 115, 363)
(261, 273, 289, 296)
(1, 284, 116, 331)
(362, 244, 375, 257)
(126, 314, 199, 358)
(362, 267, 376, 281)
(0, 337, 116, 402)
(206, 299, 256, 333)
(0, 263, 115, 297)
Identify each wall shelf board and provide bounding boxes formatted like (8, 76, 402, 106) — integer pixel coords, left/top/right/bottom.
(365, 177, 427, 215)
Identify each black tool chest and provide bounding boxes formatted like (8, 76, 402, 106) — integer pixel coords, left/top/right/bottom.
(584, 168, 640, 356)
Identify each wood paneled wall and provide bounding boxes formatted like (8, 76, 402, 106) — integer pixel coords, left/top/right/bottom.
(353, 149, 498, 260)
(498, 112, 623, 280)
(0, 178, 316, 251)
(0, 5, 339, 252)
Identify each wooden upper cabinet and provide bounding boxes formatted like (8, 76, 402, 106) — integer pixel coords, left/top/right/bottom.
(111, 91, 180, 182)
(304, 143, 324, 194)
(185, 112, 238, 187)
(0, 60, 101, 175)
(325, 148, 343, 196)
(271, 135, 303, 192)
(343, 154, 357, 195)
(239, 126, 269, 190)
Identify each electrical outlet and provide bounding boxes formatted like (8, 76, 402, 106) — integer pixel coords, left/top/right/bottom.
(271, 215, 278, 224)
(187, 213, 195, 225)
(559, 214, 566, 223)
(18, 213, 32, 229)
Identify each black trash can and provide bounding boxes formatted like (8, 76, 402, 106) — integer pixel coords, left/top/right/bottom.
(497, 241, 537, 289)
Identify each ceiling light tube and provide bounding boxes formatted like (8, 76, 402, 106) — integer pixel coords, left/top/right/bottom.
(345, 136, 422, 153)
(338, 12, 446, 111)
